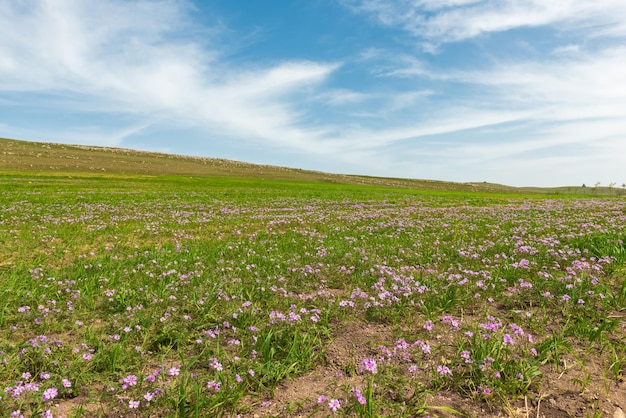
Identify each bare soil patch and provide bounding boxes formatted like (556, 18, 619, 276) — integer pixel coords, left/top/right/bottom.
(243, 321, 391, 417)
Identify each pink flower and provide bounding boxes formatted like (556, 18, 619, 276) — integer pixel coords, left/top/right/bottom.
(353, 387, 366, 405)
(62, 379, 72, 388)
(207, 380, 221, 392)
(209, 358, 223, 371)
(436, 365, 452, 376)
(42, 387, 58, 401)
(122, 375, 138, 386)
(25, 382, 39, 392)
(360, 358, 378, 374)
(328, 398, 341, 412)
(129, 400, 140, 409)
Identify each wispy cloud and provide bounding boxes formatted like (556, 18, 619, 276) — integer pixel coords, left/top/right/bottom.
(315, 89, 370, 105)
(0, 0, 339, 153)
(342, 0, 626, 45)
(442, 46, 626, 122)
(0, 0, 516, 163)
(337, 0, 626, 185)
(0, 121, 150, 148)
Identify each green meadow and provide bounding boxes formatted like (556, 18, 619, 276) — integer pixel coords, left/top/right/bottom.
(1, 139, 625, 417)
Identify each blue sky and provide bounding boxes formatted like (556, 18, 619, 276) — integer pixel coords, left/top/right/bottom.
(1, 0, 625, 187)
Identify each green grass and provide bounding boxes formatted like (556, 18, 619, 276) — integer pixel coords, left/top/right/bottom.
(1, 140, 626, 417)
(4, 136, 624, 196)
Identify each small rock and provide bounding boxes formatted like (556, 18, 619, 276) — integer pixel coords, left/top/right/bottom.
(614, 407, 626, 418)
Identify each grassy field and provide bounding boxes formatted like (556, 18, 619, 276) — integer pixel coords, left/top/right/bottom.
(1, 139, 626, 417)
(4, 137, 624, 195)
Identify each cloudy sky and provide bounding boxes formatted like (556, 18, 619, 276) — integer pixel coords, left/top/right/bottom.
(1, 0, 625, 186)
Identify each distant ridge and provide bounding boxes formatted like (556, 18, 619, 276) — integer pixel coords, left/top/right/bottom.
(0, 137, 617, 195)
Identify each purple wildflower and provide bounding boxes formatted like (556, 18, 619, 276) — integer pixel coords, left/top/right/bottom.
(209, 358, 223, 371)
(328, 398, 341, 412)
(360, 358, 378, 374)
(42, 387, 58, 401)
(207, 380, 221, 392)
(122, 375, 138, 387)
(436, 365, 452, 376)
(353, 387, 366, 405)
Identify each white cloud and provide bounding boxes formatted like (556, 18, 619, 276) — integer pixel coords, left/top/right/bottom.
(0, 0, 199, 91)
(343, 0, 626, 44)
(316, 89, 370, 105)
(0, 121, 149, 148)
(457, 46, 626, 123)
(0, 0, 340, 154)
(551, 44, 581, 56)
(339, 1, 626, 185)
(338, 107, 532, 150)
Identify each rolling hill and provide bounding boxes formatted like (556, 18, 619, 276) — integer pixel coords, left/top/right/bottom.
(0, 137, 618, 195)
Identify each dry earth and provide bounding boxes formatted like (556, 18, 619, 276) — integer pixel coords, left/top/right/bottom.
(241, 321, 626, 418)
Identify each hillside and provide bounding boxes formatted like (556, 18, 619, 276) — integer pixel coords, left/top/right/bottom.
(0, 137, 616, 194)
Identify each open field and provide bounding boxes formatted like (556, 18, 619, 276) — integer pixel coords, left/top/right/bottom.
(1, 141, 626, 417)
(3, 137, 623, 196)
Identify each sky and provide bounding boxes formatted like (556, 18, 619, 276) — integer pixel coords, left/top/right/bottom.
(1, 0, 625, 187)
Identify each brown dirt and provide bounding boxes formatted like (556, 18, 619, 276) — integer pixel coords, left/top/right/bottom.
(524, 355, 626, 418)
(241, 317, 626, 418)
(242, 321, 392, 417)
(52, 382, 107, 417)
(386, 349, 626, 418)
